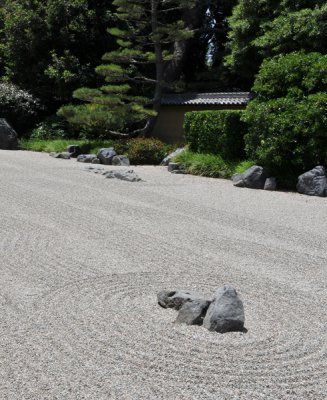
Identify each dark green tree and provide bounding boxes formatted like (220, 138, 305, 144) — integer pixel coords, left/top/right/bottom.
(0, 0, 116, 111)
(224, 0, 326, 86)
(60, 0, 197, 138)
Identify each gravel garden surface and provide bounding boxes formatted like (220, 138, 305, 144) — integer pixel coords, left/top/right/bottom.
(0, 150, 326, 399)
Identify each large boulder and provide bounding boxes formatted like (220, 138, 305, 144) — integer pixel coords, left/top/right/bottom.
(157, 289, 209, 311)
(97, 148, 117, 165)
(233, 166, 268, 189)
(297, 166, 327, 197)
(175, 298, 211, 326)
(112, 155, 130, 166)
(0, 119, 19, 150)
(161, 148, 186, 166)
(203, 284, 245, 333)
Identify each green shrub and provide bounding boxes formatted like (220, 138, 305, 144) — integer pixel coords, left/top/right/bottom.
(30, 116, 75, 140)
(243, 93, 327, 176)
(127, 138, 170, 165)
(252, 52, 327, 101)
(244, 52, 327, 179)
(0, 82, 43, 135)
(173, 150, 234, 178)
(184, 110, 247, 160)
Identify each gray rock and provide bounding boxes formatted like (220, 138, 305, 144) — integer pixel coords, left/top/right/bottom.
(66, 144, 81, 158)
(157, 289, 208, 311)
(0, 119, 19, 150)
(97, 148, 117, 165)
(175, 299, 211, 326)
(103, 169, 142, 182)
(232, 166, 268, 189)
(203, 284, 245, 333)
(264, 177, 277, 191)
(171, 169, 186, 174)
(161, 148, 186, 166)
(49, 152, 61, 158)
(77, 154, 97, 163)
(112, 155, 130, 166)
(91, 157, 101, 164)
(58, 152, 71, 160)
(49, 152, 71, 159)
(168, 163, 181, 172)
(297, 166, 327, 197)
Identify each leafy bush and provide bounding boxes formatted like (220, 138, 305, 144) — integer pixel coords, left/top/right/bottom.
(243, 93, 327, 176)
(0, 82, 43, 134)
(184, 110, 247, 160)
(127, 138, 170, 165)
(252, 52, 327, 101)
(244, 52, 327, 179)
(30, 116, 75, 140)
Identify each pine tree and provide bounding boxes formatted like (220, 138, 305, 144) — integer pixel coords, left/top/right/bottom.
(60, 0, 196, 137)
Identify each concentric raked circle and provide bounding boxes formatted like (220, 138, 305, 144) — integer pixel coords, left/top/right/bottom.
(33, 271, 326, 399)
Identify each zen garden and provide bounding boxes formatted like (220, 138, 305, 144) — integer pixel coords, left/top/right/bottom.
(0, 1, 326, 399)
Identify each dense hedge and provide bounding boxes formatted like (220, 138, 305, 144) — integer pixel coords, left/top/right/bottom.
(184, 110, 247, 160)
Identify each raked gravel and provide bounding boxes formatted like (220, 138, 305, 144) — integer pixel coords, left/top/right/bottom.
(0, 150, 326, 400)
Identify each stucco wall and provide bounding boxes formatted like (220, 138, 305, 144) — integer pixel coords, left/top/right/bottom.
(152, 105, 245, 144)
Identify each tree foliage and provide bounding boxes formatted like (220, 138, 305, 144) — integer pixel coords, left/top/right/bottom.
(0, 0, 116, 110)
(225, 0, 326, 86)
(60, 0, 196, 138)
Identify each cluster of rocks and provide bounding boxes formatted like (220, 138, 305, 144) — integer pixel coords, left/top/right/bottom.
(158, 284, 245, 334)
(85, 166, 142, 182)
(233, 165, 327, 197)
(161, 147, 187, 174)
(50, 145, 130, 167)
(0, 119, 19, 150)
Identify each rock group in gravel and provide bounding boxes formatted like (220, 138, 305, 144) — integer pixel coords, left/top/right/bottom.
(50, 146, 131, 167)
(158, 284, 245, 333)
(85, 166, 142, 182)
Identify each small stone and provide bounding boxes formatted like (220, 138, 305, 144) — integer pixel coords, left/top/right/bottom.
(103, 169, 142, 182)
(77, 154, 97, 163)
(264, 177, 277, 191)
(175, 299, 211, 326)
(49, 152, 61, 158)
(97, 148, 117, 165)
(203, 284, 245, 333)
(91, 158, 101, 164)
(171, 170, 185, 174)
(112, 155, 130, 166)
(157, 290, 208, 311)
(58, 152, 71, 160)
(168, 163, 180, 172)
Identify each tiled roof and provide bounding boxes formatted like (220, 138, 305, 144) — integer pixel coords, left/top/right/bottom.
(161, 92, 251, 106)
